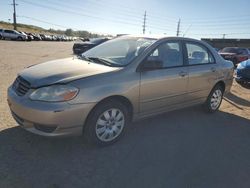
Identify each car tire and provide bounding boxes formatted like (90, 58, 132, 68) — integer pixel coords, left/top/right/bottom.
(204, 85, 224, 113)
(0, 35, 2, 40)
(84, 100, 130, 146)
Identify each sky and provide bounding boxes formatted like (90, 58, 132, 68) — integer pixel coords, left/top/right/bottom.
(1, 0, 250, 39)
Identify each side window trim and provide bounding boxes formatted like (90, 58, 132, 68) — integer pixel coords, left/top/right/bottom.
(184, 41, 216, 66)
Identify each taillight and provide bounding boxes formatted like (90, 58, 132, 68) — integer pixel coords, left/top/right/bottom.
(238, 56, 248, 62)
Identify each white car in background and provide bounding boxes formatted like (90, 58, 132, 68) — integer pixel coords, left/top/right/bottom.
(0, 29, 27, 41)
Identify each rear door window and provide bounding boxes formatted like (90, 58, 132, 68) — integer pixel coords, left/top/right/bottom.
(186, 43, 215, 65)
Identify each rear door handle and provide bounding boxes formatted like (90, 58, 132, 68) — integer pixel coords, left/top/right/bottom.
(179, 71, 188, 77)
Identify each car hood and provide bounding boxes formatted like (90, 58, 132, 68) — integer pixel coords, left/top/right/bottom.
(239, 59, 250, 68)
(74, 41, 94, 45)
(19, 57, 120, 88)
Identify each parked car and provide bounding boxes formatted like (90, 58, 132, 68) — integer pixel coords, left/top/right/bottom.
(31, 33, 42, 41)
(7, 35, 234, 146)
(235, 59, 250, 87)
(19, 31, 33, 41)
(45, 35, 53, 41)
(0, 29, 27, 41)
(39, 34, 46, 41)
(219, 47, 250, 66)
(39, 34, 52, 41)
(73, 37, 110, 55)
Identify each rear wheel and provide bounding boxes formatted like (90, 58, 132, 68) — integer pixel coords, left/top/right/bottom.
(204, 85, 224, 113)
(84, 100, 130, 146)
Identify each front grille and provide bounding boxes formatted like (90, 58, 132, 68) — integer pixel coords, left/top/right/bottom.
(12, 76, 31, 96)
(241, 69, 250, 79)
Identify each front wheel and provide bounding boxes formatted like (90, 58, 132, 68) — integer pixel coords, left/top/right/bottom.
(204, 85, 224, 113)
(84, 100, 130, 146)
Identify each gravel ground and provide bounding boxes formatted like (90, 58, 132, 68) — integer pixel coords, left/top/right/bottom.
(0, 40, 250, 188)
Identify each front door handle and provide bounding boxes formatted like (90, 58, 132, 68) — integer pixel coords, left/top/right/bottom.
(179, 71, 188, 77)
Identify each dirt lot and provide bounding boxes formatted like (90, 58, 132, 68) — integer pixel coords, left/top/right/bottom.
(0, 40, 250, 188)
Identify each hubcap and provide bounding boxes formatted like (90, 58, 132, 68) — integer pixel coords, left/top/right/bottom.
(95, 108, 125, 142)
(210, 89, 222, 110)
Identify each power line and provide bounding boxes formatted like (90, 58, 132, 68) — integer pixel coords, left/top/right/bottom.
(41, 0, 177, 31)
(190, 33, 250, 36)
(17, 0, 142, 27)
(42, 0, 144, 22)
(52, 0, 179, 23)
(182, 24, 192, 37)
(17, 0, 177, 34)
(14, 0, 250, 38)
(183, 14, 250, 23)
(17, 15, 78, 30)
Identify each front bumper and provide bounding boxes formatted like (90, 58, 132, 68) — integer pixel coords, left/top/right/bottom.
(235, 76, 250, 83)
(235, 68, 250, 83)
(7, 87, 96, 137)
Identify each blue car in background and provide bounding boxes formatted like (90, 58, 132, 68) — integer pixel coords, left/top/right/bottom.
(235, 60, 250, 88)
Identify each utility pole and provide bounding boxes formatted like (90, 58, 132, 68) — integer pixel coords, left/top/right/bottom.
(222, 34, 226, 39)
(176, 19, 181, 37)
(11, 0, 18, 30)
(142, 11, 147, 34)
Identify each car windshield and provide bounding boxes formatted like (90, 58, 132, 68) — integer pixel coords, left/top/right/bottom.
(90, 38, 106, 44)
(83, 37, 156, 67)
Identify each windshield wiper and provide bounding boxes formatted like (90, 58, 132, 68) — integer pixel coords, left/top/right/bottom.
(88, 57, 115, 67)
(77, 55, 94, 62)
(78, 56, 122, 67)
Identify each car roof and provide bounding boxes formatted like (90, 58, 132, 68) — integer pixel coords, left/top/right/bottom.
(223, 47, 247, 49)
(118, 34, 202, 42)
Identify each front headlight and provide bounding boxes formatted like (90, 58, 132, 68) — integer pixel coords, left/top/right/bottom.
(29, 85, 79, 102)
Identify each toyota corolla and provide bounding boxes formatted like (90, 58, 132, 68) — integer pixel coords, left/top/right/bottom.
(7, 35, 234, 146)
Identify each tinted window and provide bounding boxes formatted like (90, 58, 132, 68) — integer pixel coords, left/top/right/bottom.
(90, 38, 107, 44)
(238, 48, 248, 55)
(220, 47, 248, 55)
(4, 30, 14, 34)
(186, 43, 214, 65)
(221, 47, 237, 53)
(144, 42, 183, 68)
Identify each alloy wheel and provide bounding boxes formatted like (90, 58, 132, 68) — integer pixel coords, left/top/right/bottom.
(95, 108, 125, 142)
(210, 89, 222, 110)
